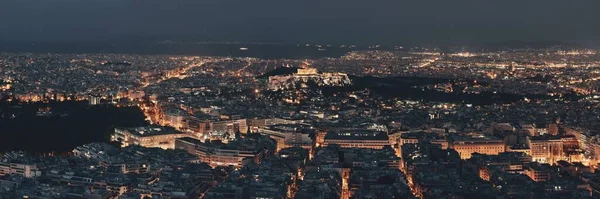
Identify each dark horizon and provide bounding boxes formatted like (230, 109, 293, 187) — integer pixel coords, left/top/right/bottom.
(1, 0, 599, 47)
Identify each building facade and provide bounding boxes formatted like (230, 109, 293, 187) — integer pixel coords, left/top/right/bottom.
(0, 162, 41, 178)
(112, 126, 188, 149)
(528, 136, 564, 164)
(323, 130, 390, 149)
(450, 136, 505, 159)
(175, 137, 266, 168)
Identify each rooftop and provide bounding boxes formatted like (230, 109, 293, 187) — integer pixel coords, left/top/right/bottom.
(450, 134, 502, 142)
(400, 131, 445, 140)
(325, 130, 389, 140)
(117, 125, 184, 137)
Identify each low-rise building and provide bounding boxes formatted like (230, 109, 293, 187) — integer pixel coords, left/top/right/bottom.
(112, 126, 189, 149)
(450, 134, 505, 159)
(526, 163, 556, 182)
(0, 162, 41, 178)
(323, 130, 390, 149)
(175, 136, 274, 168)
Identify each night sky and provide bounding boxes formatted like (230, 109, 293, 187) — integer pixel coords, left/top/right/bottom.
(1, 0, 599, 46)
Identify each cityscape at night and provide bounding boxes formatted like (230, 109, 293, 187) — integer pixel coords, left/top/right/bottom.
(2, 0, 600, 199)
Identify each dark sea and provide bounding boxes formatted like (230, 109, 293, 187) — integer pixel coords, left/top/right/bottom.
(0, 42, 360, 59)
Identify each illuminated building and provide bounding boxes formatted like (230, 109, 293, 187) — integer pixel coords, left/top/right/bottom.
(341, 168, 350, 199)
(322, 130, 390, 149)
(186, 117, 212, 138)
(212, 119, 248, 135)
(297, 68, 318, 75)
(187, 117, 248, 138)
(561, 135, 582, 162)
(88, 94, 101, 105)
(162, 108, 188, 130)
(112, 126, 189, 149)
(449, 135, 505, 159)
(0, 162, 41, 178)
(561, 135, 579, 151)
(479, 166, 493, 181)
(528, 136, 564, 164)
(175, 137, 269, 168)
(565, 127, 594, 159)
(267, 67, 351, 91)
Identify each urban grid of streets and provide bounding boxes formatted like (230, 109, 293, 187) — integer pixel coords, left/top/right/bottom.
(2, 47, 600, 198)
